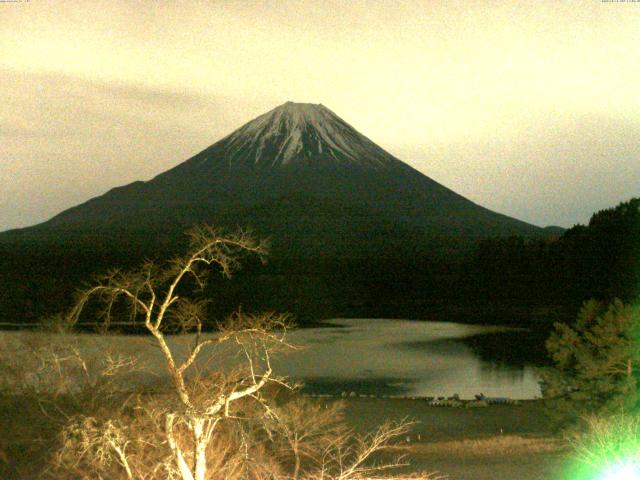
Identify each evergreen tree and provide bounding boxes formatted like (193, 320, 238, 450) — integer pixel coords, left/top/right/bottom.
(539, 298, 640, 429)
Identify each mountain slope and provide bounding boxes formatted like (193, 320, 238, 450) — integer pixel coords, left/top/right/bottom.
(0, 102, 548, 324)
(25, 102, 540, 247)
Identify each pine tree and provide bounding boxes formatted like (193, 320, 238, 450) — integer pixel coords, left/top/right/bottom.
(539, 298, 640, 430)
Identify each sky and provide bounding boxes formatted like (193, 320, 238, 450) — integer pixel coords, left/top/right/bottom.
(2, 0, 639, 231)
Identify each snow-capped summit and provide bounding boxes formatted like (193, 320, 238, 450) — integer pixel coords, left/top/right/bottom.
(1, 101, 549, 326)
(23, 102, 544, 244)
(181, 101, 402, 170)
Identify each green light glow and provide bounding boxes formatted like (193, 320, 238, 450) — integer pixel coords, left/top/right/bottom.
(560, 415, 640, 480)
(601, 459, 640, 480)
(561, 455, 640, 480)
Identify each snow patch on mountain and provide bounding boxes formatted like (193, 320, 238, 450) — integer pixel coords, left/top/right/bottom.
(206, 102, 402, 169)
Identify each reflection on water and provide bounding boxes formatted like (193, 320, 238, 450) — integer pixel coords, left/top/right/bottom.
(458, 329, 550, 367)
(0, 319, 546, 399)
(273, 319, 544, 399)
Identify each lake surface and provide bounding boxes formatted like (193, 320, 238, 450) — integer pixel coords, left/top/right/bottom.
(1, 319, 546, 399)
(274, 319, 544, 399)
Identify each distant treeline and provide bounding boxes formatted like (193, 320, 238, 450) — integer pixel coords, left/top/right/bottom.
(1, 198, 638, 329)
(464, 197, 640, 314)
(209, 198, 640, 327)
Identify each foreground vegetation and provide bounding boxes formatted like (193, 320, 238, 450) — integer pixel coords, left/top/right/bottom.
(3, 215, 640, 478)
(539, 296, 640, 478)
(0, 226, 437, 479)
(540, 298, 640, 431)
(3, 197, 638, 329)
(2, 367, 567, 480)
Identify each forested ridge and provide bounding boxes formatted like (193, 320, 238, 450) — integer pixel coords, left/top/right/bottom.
(1, 198, 637, 329)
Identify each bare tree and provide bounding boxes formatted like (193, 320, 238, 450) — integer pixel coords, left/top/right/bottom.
(265, 397, 348, 479)
(24, 225, 441, 480)
(0, 325, 147, 478)
(61, 225, 294, 480)
(311, 419, 415, 480)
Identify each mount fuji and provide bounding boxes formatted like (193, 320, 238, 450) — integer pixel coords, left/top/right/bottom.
(0, 102, 548, 323)
(22, 101, 541, 244)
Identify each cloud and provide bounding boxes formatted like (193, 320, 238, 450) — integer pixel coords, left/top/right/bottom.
(392, 112, 640, 228)
(0, 69, 270, 231)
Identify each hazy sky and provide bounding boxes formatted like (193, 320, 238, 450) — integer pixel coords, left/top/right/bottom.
(2, 0, 639, 231)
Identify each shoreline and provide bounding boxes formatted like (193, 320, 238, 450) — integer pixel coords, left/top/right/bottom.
(338, 396, 567, 479)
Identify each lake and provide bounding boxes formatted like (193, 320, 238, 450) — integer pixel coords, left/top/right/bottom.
(0, 319, 547, 399)
(274, 319, 545, 399)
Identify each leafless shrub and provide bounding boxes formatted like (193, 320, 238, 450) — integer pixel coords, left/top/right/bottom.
(49, 227, 297, 480)
(0, 328, 144, 478)
(3, 225, 442, 480)
(308, 419, 415, 480)
(260, 397, 348, 479)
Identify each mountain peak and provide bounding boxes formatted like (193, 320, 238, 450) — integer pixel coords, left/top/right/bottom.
(182, 102, 402, 170)
(260, 101, 332, 132)
(280, 100, 324, 108)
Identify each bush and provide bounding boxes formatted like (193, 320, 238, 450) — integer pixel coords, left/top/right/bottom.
(539, 299, 640, 430)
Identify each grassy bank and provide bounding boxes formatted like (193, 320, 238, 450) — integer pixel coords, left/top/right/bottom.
(339, 398, 552, 441)
(340, 397, 569, 480)
(2, 392, 571, 479)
